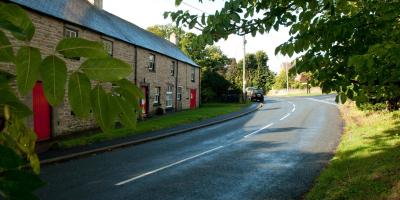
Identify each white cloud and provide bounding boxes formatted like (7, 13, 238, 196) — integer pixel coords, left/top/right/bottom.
(103, 0, 293, 73)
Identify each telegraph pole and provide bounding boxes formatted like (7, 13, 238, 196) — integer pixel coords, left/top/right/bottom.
(242, 35, 247, 102)
(286, 62, 289, 94)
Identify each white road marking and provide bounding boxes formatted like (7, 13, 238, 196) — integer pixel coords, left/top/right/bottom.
(306, 98, 338, 106)
(115, 145, 224, 186)
(244, 123, 274, 138)
(291, 102, 296, 112)
(280, 113, 291, 121)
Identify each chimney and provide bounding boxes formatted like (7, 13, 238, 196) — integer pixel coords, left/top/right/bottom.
(88, 0, 103, 9)
(169, 32, 179, 45)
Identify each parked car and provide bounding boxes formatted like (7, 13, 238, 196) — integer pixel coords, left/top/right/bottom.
(250, 89, 264, 102)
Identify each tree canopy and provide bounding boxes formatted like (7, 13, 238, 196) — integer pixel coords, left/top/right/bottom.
(166, 0, 400, 110)
(227, 51, 275, 92)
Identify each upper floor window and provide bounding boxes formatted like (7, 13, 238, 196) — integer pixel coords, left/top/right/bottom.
(191, 67, 195, 82)
(170, 61, 176, 76)
(148, 54, 155, 71)
(102, 39, 113, 56)
(64, 27, 78, 38)
(64, 27, 79, 60)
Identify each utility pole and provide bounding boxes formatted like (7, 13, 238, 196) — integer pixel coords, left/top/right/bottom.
(242, 35, 247, 102)
(285, 62, 289, 94)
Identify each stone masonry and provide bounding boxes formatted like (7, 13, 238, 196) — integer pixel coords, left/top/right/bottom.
(1, 3, 200, 138)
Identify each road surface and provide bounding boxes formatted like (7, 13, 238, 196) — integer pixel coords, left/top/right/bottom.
(38, 95, 342, 200)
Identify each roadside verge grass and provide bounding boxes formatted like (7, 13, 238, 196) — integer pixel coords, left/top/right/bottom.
(306, 103, 400, 200)
(58, 103, 251, 149)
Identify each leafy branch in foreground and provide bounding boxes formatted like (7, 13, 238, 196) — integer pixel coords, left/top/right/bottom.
(166, 0, 400, 110)
(0, 2, 142, 199)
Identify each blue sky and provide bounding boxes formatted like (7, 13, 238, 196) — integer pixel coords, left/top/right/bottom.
(103, 0, 293, 72)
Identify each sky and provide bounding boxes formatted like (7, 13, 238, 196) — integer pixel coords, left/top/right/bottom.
(103, 0, 293, 73)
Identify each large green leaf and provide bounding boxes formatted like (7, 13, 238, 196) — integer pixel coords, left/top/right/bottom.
(114, 79, 143, 98)
(0, 3, 35, 41)
(0, 169, 45, 193)
(81, 58, 132, 81)
(40, 55, 67, 105)
(0, 89, 32, 118)
(111, 96, 137, 129)
(114, 79, 142, 109)
(56, 38, 107, 59)
(15, 47, 41, 95)
(0, 30, 14, 62)
(0, 71, 15, 91)
(68, 72, 91, 118)
(0, 145, 23, 170)
(90, 85, 116, 131)
(6, 101, 32, 118)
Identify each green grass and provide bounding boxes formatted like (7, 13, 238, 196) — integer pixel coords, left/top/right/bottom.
(306, 103, 400, 200)
(58, 103, 251, 149)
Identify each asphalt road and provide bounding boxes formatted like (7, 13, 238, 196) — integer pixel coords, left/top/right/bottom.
(37, 95, 342, 200)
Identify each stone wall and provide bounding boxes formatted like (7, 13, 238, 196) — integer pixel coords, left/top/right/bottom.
(0, 8, 199, 138)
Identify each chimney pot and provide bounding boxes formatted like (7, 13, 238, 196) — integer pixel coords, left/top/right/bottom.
(88, 0, 103, 9)
(169, 33, 179, 45)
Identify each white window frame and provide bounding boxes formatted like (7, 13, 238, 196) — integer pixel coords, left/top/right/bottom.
(148, 54, 155, 71)
(154, 87, 160, 104)
(64, 27, 78, 38)
(102, 39, 113, 56)
(177, 86, 183, 101)
(166, 85, 173, 108)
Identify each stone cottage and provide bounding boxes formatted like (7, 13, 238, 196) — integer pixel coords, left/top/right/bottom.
(6, 0, 200, 140)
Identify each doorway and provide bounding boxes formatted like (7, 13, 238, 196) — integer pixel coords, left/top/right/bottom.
(190, 89, 196, 109)
(32, 81, 51, 141)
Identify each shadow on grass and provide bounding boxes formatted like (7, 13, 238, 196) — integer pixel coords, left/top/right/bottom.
(306, 111, 400, 200)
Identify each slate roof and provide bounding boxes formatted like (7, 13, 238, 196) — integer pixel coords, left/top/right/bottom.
(9, 0, 198, 67)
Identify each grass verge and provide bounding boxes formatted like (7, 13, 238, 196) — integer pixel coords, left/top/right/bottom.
(58, 103, 251, 149)
(306, 103, 400, 200)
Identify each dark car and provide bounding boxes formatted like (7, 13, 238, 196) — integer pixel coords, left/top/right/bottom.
(250, 89, 264, 102)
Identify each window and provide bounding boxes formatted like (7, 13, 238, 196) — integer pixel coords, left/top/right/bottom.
(64, 27, 79, 60)
(154, 87, 160, 104)
(64, 27, 78, 38)
(191, 67, 195, 82)
(177, 86, 182, 101)
(170, 61, 175, 76)
(148, 54, 155, 71)
(166, 85, 173, 108)
(102, 39, 113, 56)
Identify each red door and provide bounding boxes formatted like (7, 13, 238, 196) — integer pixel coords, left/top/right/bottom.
(140, 86, 149, 116)
(190, 89, 196, 109)
(33, 81, 51, 141)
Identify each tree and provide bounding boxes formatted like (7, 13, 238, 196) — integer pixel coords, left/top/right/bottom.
(166, 0, 400, 110)
(0, 3, 142, 199)
(273, 69, 289, 90)
(235, 51, 275, 92)
(147, 24, 184, 40)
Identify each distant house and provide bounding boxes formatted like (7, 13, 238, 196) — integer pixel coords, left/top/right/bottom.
(4, 0, 200, 140)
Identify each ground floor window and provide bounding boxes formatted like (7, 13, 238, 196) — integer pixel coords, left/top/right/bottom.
(177, 86, 183, 101)
(154, 87, 160, 104)
(166, 85, 173, 108)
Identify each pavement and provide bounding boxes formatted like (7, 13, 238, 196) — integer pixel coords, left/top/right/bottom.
(37, 95, 342, 200)
(39, 102, 262, 164)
